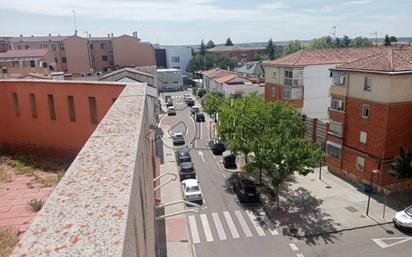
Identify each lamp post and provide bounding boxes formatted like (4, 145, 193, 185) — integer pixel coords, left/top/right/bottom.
(366, 168, 379, 216)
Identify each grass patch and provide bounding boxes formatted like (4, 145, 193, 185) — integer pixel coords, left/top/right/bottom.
(28, 198, 45, 212)
(0, 166, 11, 183)
(8, 159, 35, 176)
(38, 170, 65, 187)
(0, 227, 19, 257)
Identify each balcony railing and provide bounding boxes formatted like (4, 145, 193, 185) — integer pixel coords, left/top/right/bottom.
(284, 78, 303, 87)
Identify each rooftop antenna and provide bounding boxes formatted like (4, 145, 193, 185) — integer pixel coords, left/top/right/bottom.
(72, 9, 78, 36)
(371, 31, 378, 46)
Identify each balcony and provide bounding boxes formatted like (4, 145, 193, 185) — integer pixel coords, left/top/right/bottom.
(283, 87, 303, 100)
(329, 84, 347, 97)
(284, 78, 303, 87)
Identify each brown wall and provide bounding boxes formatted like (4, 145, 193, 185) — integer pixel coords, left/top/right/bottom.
(111, 35, 156, 68)
(91, 39, 113, 72)
(0, 80, 124, 158)
(63, 36, 92, 74)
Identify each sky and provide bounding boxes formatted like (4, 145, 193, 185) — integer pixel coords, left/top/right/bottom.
(0, 0, 411, 45)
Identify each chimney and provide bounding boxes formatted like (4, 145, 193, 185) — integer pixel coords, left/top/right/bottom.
(107, 33, 110, 37)
(49, 33, 51, 36)
(88, 33, 91, 38)
(31, 35, 34, 37)
(133, 31, 138, 38)
(111, 33, 114, 37)
(20, 34, 23, 37)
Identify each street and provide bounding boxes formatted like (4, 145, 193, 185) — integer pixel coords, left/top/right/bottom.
(158, 90, 412, 257)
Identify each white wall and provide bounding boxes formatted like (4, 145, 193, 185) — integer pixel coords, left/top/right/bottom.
(163, 46, 192, 75)
(303, 64, 336, 121)
(157, 69, 183, 91)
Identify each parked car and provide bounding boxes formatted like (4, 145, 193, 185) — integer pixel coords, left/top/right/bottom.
(195, 112, 205, 122)
(175, 147, 191, 165)
(167, 106, 176, 116)
(191, 106, 200, 114)
(186, 98, 195, 107)
(183, 94, 191, 101)
(232, 176, 260, 204)
(393, 205, 412, 231)
(208, 139, 226, 155)
(171, 132, 185, 145)
(182, 179, 203, 203)
(179, 162, 196, 181)
(222, 150, 237, 169)
(166, 98, 173, 107)
(165, 95, 172, 102)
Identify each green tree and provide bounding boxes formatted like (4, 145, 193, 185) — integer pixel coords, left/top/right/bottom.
(187, 55, 205, 72)
(342, 35, 351, 47)
(349, 37, 373, 47)
(199, 40, 207, 55)
(389, 36, 398, 43)
(285, 40, 304, 54)
(225, 37, 234, 46)
(267, 38, 276, 60)
(391, 147, 412, 178)
(203, 92, 226, 116)
(308, 37, 329, 49)
(206, 40, 216, 49)
(384, 34, 391, 46)
(254, 53, 264, 61)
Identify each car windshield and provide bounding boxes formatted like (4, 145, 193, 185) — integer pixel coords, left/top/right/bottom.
(186, 186, 200, 192)
(405, 206, 412, 216)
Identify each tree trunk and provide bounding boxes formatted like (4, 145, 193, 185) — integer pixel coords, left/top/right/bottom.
(244, 152, 248, 164)
(276, 186, 280, 210)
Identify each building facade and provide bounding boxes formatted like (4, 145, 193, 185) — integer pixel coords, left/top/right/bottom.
(207, 45, 267, 63)
(326, 47, 412, 192)
(0, 33, 156, 76)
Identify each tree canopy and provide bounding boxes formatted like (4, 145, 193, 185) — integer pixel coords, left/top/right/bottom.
(225, 37, 234, 46)
(285, 40, 304, 54)
(384, 34, 398, 46)
(349, 37, 373, 47)
(206, 40, 216, 49)
(267, 38, 276, 60)
(199, 40, 207, 55)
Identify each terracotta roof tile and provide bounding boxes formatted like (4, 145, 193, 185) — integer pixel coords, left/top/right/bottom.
(0, 49, 48, 58)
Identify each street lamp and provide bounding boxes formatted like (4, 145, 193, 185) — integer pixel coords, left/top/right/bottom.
(366, 168, 379, 216)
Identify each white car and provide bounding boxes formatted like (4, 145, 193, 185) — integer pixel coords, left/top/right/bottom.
(183, 94, 191, 100)
(182, 179, 203, 203)
(393, 205, 412, 230)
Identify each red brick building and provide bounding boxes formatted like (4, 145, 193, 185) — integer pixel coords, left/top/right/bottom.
(207, 45, 267, 63)
(326, 47, 412, 192)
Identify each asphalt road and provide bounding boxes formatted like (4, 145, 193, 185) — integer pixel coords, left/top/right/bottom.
(159, 90, 412, 257)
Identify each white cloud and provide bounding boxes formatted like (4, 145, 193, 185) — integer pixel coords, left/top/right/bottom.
(342, 0, 374, 5)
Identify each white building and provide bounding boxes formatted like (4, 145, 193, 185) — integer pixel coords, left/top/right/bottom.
(157, 68, 183, 92)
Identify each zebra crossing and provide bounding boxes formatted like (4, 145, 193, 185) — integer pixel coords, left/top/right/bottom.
(188, 209, 279, 244)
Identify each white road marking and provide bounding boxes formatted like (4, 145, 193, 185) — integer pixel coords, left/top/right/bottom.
(223, 211, 240, 239)
(289, 243, 299, 251)
(245, 210, 266, 237)
(188, 215, 200, 244)
(259, 210, 279, 235)
(212, 212, 227, 241)
(372, 237, 412, 249)
(296, 254, 304, 257)
(200, 214, 214, 242)
(198, 150, 205, 163)
(235, 210, 253, 237)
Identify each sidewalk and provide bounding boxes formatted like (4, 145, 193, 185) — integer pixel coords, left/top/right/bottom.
(257, 166, 409, 239)
(156, 136, 192, 257)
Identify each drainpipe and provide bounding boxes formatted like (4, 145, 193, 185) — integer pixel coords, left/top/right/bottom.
(87, 40, 93, 72)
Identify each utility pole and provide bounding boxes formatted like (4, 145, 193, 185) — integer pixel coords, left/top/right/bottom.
(72, 9, 78, 36)
(371, 32, 378, 46)
(366, 169, 379, 216)
(331, 25, 337, 45)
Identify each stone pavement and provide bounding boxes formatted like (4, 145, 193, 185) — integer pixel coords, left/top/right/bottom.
(0, 174, 54, 233)
(156, 135, 193, 257)
(260, 166, 410, 238)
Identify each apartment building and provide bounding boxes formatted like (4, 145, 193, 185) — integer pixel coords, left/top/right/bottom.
(263, 48, 382, 120)
(0, 32, 156, 76)
(326, 47, 412, 192)
(1, 79, 159, 256)
(207, 45, 267, 63)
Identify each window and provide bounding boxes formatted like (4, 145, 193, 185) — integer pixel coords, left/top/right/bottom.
(17, 45, 22, 50)
(364, 77, 372, 91)
(55, 57, 58, 63)
(272, 68, 277, 78)
(29, 94, 38, 118)
(59, 43, 65, 50)
(171, 56, 180, 63)
(360, 131, 367, 144)
(283, 87, 303, 99)
(272, 86, 276, 98)
(88, 97, 98, 124)
(329, 120, 343, 137)
(356, 157, 365, 171)
(362, 104, 369, 118)
(332, 71, 346, 86)
(52, 44, 56, 51)
(102, 55, 108, 61)
(284, 69, 303, 86)
(25, 45, 30, 49)
(12, 61, 19, 67)
(48, 95, 56, 120)
(67, 96, 76, 122)
(12, 93, 20, 116)
(62, 57, 67, 63)
(30, 60, 36, 67)
(330, 97, 345, 111)
(326, 141, 341, 160)
(40, 44, 48, 49)
(100, 43, 107, 49)
(240, 51, 248, 57)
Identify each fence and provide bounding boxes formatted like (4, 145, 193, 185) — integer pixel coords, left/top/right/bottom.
(302, 115, 328, 148)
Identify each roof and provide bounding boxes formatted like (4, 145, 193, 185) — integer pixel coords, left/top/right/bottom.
(335, 47, 412, 73)
(0, 49, 48, 59)
(208, 45, 266, 52)
(263, 47, 384, 67)
(18, 73, 51, 79)
(234, 61, 264, 75)
(9, 35, 69, 43)
(202, 68, 236, 79)
(215, 74, 239, 84)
